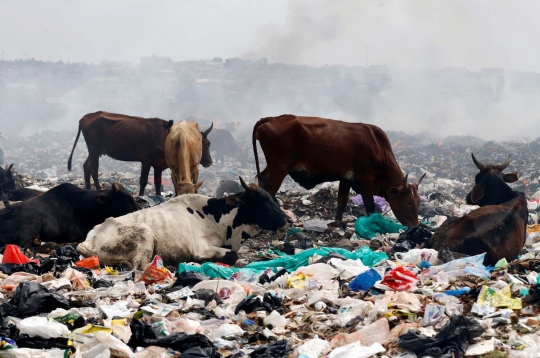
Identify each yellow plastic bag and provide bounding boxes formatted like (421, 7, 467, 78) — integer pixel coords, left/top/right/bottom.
(477, 285, 522, 310)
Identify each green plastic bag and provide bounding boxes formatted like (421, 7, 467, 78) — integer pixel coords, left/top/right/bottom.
(178, 246, 388, 279)
(355, 213, 406, 239)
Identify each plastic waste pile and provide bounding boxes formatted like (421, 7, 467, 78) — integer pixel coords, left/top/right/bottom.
(0, 222, 538, 358)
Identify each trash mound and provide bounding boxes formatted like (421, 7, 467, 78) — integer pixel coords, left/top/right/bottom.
(0, 231, 538, 358)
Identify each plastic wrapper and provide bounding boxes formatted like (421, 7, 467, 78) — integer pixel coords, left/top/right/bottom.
(477, 285, 522, 310)
(140, 255, 173, 285)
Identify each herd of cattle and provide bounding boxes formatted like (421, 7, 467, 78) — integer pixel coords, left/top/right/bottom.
(0, 112, 528, 268)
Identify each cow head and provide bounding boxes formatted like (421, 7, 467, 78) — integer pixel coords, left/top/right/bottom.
(225, 176, 292, 231)
(466, 153, 518, 206)
(386, 173, 425, 227)
(97, 182, 140, 215)
(176, 178, 204, 195)
(0, 164, 16, 191)
(200, 123, 214, 168)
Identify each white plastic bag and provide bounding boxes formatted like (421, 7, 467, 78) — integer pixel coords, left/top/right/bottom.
(297, 338, 331, 358)
(328, 342, 385, 358)
(19, 317, 70, 339)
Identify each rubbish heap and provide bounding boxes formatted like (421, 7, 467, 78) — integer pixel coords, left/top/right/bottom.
(0, 180, 539, 357)
(1, 130, 540, 357)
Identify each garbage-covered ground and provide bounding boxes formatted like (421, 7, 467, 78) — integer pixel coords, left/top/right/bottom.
(1, 130, 540, 357)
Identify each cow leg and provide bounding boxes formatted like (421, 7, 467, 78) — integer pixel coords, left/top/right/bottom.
(153, 166, 163, 196)
(260, 167, 288, 201)
(88, 153, 101, 190)
(195, 245, 238, 266)
(139, 163, 151, 196)
(336, 181, 351, 222)
(83, 156, 92, 189)
(170, 170, 179, 196)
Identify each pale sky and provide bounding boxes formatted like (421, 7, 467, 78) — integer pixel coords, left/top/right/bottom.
(1, 0, 540, 71)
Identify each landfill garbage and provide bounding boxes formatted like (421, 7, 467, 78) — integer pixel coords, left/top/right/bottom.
(2, 245, 40, 265)
(1, 131, 540, 357)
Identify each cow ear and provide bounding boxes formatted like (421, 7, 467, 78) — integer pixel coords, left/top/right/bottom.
(195, 181, 203, 190)
(112, 182, 120, 193)
(470, 184, 485, 203)
(503, 172, 519, 183)
(226, 195, 243, 207)
(97, 194, 109, 204)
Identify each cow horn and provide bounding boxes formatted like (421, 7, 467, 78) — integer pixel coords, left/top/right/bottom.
(471, 153, 486, 171)
(203, 122, 214, 137)
(499, 154, 511, 170)
(7, 164, 13, 172)
(112, 182, 120, 192)
(417, 173, 426, 186)
(403, 174, 409, 190)
(239, 176, 249, 190)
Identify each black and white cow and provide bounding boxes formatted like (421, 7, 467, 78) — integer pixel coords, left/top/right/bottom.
(77, 177, 292, 269)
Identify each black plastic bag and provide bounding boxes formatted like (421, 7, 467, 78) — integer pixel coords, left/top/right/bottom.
(195, 288, 223, 306)
(143, 332, 215, 351)
(180, 346, 222, 358)
(127, 318, 157, 348)
(530, 284, 540, 302)
(390, 226, 433, 255)
(174, 271, 210, 288)
(93, 279, 114, 289)
(235, 297, 272, 315)
(249, 340, 291, 358)
(0, 282, 69, 319)
(188, 307, 217, 319)
(15, 335, 75, 353)
(263, 293, 283, 314)
(398, 315, 484, 358)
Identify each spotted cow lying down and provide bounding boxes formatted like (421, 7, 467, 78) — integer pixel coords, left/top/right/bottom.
(77, 177, 292, 269)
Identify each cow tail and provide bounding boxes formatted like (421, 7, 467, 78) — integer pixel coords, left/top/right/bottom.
(252, 118, 268, 177)
(67, 124, 82, 171)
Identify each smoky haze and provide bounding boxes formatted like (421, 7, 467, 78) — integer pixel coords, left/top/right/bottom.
(1, 0, 540, 141)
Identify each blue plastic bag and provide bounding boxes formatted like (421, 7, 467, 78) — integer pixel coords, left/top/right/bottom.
(349, 269, 381, 291)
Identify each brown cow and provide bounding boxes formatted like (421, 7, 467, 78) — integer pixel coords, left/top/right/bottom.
(430, 154, 528, 265)
(252, 115, 425, 226)
(67, 111, 174, 196)
(165, 120, 213, 195)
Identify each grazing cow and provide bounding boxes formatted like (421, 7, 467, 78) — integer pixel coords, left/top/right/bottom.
(67, 111, 174, 196)
(208, 128, 248, 166)
(165, 121, 213, 195)
(0, 182, 139, 248)
(77, 177, 292, 269)
(430, 154, 527, 265)
(252, 115, 425, 226)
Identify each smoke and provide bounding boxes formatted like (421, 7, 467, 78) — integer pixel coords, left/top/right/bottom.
(2, 1, 540, 141)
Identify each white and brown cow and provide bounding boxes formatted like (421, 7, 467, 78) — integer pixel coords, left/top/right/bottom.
(76, 177, 292, 269)
(164, 120, 213, 195)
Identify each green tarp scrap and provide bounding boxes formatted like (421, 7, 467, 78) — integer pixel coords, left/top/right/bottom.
(354, 213, 407, 239)
(178, 246, 388, 279)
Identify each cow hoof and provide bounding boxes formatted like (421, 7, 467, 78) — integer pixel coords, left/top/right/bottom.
(220, 251, 239, 266)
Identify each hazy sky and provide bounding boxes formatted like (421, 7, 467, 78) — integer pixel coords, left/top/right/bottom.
(2, 0, 540, 71)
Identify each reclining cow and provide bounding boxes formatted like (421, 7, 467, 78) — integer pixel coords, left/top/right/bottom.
(165, 120, 213, 195)
(0, 182, 140, 248)
(77, 177, 292, 269)
(252, 115, 425, 226)
(430, 154, 527, 265)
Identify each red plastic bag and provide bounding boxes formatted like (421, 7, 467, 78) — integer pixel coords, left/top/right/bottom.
(2, 245, 40, 265)
(139, 255, 173, 285)
(380, 266, 418, 291)
(75, 256, 100, 270)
